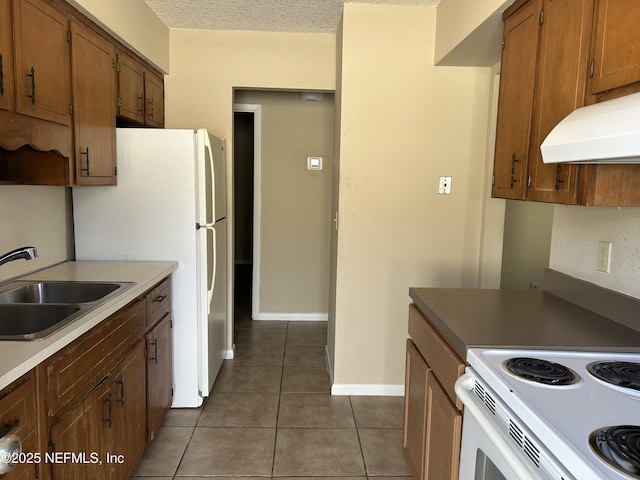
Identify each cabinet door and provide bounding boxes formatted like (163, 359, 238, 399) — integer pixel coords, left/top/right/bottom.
(146, 313, 172, 441)
(0, 0, 15, 112)
(403, 340, 429, 480)
(111, 342, 147, 480)
(117, 50, 145, 124)
(526, 0, 592, 204)
(70, 21, 116, 185)
(424, 371, 462, 480)
(144, 71, 164, 128)
(491, 0, 541, 200)
(591, 0, 640, 94)
(12, 0, 71, 125)
(50, 379, 114, 480)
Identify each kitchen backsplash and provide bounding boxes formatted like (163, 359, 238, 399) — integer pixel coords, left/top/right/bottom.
(0, 186, 71, 281)
(549, 205, 640, 300)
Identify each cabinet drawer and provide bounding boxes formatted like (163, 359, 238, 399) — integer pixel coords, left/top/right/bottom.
(408, 304, 465, 410)
(146, 277, 170, 329)
(0, 372, 37, 441)
(46, 299, 146, 416)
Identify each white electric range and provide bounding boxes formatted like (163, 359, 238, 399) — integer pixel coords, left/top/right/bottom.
(455, 348, 640, 480)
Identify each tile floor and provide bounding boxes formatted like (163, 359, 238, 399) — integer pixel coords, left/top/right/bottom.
(131, 285, 410, 479)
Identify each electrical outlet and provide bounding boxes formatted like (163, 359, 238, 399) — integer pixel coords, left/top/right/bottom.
(438, 176, 452, 195)
(597, 241, 612, 273)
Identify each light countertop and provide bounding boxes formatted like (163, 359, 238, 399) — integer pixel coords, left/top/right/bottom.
(0, 261, 177, 391)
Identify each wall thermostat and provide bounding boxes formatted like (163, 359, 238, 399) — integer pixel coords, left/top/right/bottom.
(307, 157, 323, 170)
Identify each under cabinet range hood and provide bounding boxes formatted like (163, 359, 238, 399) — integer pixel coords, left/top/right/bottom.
(541, 91, 640, 164)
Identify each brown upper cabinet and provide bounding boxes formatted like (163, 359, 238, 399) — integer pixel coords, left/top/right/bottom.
(0, 0, 164, 186)
(493, 0, 640, 206)
(117, 50, 165, 128)
(493, 0, 592, 204)
(589, 0, 640, 95)
(0, 0, 15, 113)
(13, 0, 71, 126)
(70, 21, 117, 185)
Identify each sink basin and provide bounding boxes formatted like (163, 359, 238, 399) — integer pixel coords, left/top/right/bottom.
(0, 304, 84, 340)
(0, 281, 129, 304)
(0, 280, 134, 340)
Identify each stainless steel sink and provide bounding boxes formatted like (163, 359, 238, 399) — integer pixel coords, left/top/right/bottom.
(0, 281, 126, 304)
(0, 280, 134, 341)
(0, 304, 85, 340)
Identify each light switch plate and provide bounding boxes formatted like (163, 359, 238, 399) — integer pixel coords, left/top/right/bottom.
(597, 241, 612, 273)
(438, 176, 452, 195)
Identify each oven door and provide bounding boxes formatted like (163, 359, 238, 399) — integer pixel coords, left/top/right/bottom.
(455, 373, 547, 480)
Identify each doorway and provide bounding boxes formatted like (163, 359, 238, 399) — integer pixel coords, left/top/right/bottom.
(233, 90, 334, 322)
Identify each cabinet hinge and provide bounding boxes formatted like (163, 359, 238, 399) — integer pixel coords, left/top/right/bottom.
(116, 62, 122, 73)
(491, 174, 495, 185)
(69, 104, 73, 115)
(117, 96, 122, 107)
(590, 58, 595, 78)
(34, 462, 40, 479)
(67, 30, 71, 43)
(48, 440, 56, 454)
(527, 173, 532, 188)
(539, 9, 544, 24)
(114, 165, 117, 176)
(501, 37, 505, 50)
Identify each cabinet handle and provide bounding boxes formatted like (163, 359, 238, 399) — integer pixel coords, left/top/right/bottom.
(153, 294, 167, 304)
(147, 97, 154, 120)
(116, 376, 125, 406)
(555, 164, 564, 191)
(148, 339, 158, 364)
(0, 54, 4, 96)
(510, 153, 519, 188)
(105, 393, 113, 428)
(0, 420, 19, 438)
(27, 67, 36, 104)
(138, 94, 144, 114)
(81, 147, 90, 176)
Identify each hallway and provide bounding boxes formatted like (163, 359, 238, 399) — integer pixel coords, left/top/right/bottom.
(131, 312, 410, 478)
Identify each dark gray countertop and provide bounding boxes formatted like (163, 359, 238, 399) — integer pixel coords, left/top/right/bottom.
(409, 278, 640, 361)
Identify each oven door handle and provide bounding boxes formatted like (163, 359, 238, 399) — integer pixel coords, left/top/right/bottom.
(455, 374, 546, 480)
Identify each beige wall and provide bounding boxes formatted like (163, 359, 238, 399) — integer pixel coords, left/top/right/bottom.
(550, 206, 640, 302)
(500, 200, 553, 290)
(0, 187, 71, 282)
(166, 29, 335, 346)
(234, 91, 334, 319)
(331, 4, 492, 392)
(66, 0, 169, 72)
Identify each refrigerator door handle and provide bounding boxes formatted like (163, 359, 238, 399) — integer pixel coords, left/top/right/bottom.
(204, 223, 217, 315)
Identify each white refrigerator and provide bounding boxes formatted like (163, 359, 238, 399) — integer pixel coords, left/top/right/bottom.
(72, 128, 228, 408)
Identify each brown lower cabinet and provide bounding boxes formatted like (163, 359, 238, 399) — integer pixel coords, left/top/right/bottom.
(0, 277, 173, 480)
(403, 304, 464, 480)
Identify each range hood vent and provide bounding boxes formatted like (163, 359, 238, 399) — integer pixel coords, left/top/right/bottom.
(541, 92, 640, 164)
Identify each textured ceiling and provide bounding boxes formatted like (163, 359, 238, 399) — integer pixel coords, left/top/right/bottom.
(144, 0, 440, 33)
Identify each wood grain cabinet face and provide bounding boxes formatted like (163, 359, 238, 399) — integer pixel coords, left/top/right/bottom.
(403, 305, 464, 480)
(144, 71, 164, 128)
(493, 0, 592, 205)
(590, 0, 640, 95)
(0, 0, 15, 112)
(70, 21, 117, 186)
(12, 0, 71, 125)
(116, 51, 145, 124)
(146, 313, 173, 442)
(0, 373, 39, 480)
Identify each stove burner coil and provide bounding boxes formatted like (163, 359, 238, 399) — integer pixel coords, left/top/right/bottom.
(503, 357, 578, 385)
(588, 361, 640, 391)
(590, 425, 640, 478)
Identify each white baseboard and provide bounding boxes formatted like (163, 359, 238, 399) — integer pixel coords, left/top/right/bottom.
(331, 383, 405, 396)
(223, 346, 235, 360)
(253, 312, 328, 321)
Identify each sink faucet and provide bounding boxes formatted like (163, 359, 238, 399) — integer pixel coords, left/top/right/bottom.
(0, 247, 38, 267)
